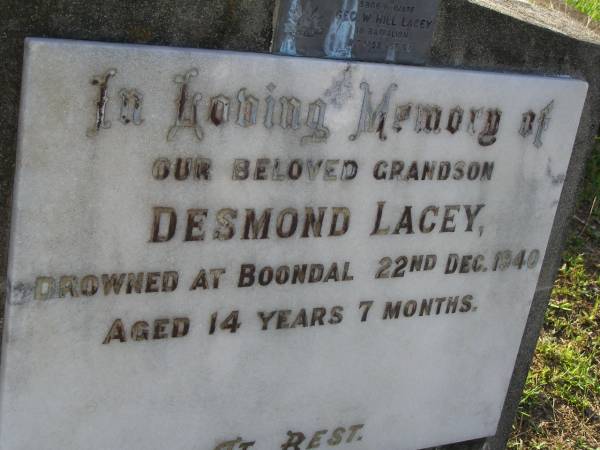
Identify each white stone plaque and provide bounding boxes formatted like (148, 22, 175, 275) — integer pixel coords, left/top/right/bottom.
(1, 39, 587, 450)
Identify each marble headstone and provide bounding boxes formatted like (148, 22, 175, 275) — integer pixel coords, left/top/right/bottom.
(0, 38, 587, 450)
(273, 0, 439, 64)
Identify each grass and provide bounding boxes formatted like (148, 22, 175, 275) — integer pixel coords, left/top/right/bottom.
(509, 148, 600, 449)
(567, 0, 600, 22)
(510, 5, 600, 443)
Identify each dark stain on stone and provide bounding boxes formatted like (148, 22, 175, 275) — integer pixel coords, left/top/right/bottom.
(8, 281, 34, 305)
(546, 159, 566, 185)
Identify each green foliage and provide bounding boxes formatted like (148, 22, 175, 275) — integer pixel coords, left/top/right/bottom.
(510, 251, 600, 448)
(522, 254, 600, 408)
(510, 140, 600, 448)
(533, 340, 598, 410)
(579, 147, 600, 227)
(567, 0, 600, 22)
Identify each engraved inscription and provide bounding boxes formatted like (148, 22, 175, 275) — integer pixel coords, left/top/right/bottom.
(534, 101, 554, 148)
(80, 66, 559, 148)
(414, 104, 442, 134)
(349, 81, 398, 141)
(519, 110, 536, 138)
(478, 109, 502, 146)
(209, 95, 231, 126)
(280, 424, 364, 449)
(446, 106, 464, 134)
(213, 437, 256, 450)
(119, 88, 144, 125)
(167, 69, 203, 142)
(518, 101, 554, 147)
(7, 40, 587, 450)
(274, 0, 439, 64)
(237, 89, 259, 127)
(87, 69, 117, 137)
(302, 98, 330, 144)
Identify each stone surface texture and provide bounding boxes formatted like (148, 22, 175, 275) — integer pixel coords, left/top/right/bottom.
(0, 0, 275, 332)
(0, 38, 588, 450)
(0, 1, 598, 449)
(432, 2, 600, 448)
(472, 0, 600, 44)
